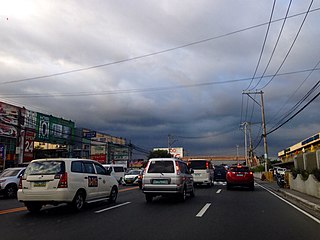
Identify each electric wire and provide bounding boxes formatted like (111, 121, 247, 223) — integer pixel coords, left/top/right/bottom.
(244, 0, 277, 91)
(267, 81, 320, 135)
(257, 0, 314, 90)
(249, 0, 293, 90)
(1, 6, 320, 86)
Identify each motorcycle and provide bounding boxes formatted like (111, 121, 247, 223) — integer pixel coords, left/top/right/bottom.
(276, 173, 285, 188)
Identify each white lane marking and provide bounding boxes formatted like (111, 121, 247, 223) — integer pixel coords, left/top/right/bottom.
(256, 183, 320, 224)
(95, 202, 131, 214)
(196, 203, 212, 217)
(216, 189, 222, 194)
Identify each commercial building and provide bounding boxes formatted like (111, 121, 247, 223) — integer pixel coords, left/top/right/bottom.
(0, 101, 128, 169)
(278, 132, 320, 163)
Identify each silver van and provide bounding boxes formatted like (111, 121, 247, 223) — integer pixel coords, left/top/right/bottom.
(142, 158, 195, 202)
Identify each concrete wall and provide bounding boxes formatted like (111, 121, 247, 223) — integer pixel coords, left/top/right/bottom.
(316, 150, 320, 169)
(294, 154, 304, 169)
(303, 152, 317, 171)
(289, 174, 320, 198)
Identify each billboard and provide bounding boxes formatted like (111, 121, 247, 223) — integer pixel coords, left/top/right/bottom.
(36, 113, 75, 144)
(0, 102, 20, 138)
(153, 147, 184, 158)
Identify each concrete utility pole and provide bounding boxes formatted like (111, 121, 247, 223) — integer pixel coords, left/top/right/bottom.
(241, 122, 248, 166)
(242, 91, 268, 171)
(241, 122, 254, 167)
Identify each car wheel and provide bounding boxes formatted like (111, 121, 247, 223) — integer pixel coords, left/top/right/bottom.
(145, 194, 153, 203)
(179, 187, 187, 202)
(226, 183, 231, 190)
(108, 186, 118, 203)
(5, 184, 17, 198)
(71, 191, 85, 211)
(25, 202, 42, 213)
(250, 183, 255, 191)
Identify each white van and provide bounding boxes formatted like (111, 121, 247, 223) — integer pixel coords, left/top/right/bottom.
(103, 164, 127, 184)
(18, 158, 119, 213)
(188, 159, 214, 187)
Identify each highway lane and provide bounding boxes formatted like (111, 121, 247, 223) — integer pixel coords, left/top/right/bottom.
(0, 183, 319, 240)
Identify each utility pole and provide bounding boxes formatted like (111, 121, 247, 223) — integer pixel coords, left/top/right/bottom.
(241, 122, 248, 166)
(236, 145, 239, 164)
(242, 91, 268, 171)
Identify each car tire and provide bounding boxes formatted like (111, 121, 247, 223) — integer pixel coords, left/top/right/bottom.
(179, 187, 187, 202)
(226, 183, 231, 190)
(71, 191, 85, 211)
(145, 194, 153, 203)
(25, 202, 42, 213)
(108, 186, 118, 203)
(5, 184, 17, 199)
(250, 183, 255, 191)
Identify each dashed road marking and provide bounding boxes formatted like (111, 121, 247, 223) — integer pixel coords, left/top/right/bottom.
(95, 202, 131, 214)
(196, 203, 211, 217)
(216, 189, 222, 194)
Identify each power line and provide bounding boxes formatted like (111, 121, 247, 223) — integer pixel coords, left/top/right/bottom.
(2, 67, 320, 99)
(267, 83, 320, 135)
(250, 0, 293, 90)
(1, 6, 320, 86)
(245, 0, 277, 91)
(257, 0, 315, 90)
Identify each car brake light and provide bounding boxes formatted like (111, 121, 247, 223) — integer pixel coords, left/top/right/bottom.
(176, 162, 181, 175)
(206, 161, 209, 169)
(57, 172, 68, 188)
(18, 176, 22, 189)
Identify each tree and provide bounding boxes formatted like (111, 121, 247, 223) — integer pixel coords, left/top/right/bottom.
(147, 150, 171, 159)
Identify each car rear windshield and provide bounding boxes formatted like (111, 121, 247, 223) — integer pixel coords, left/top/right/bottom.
(229, 166, 250, 172)
(189, 161, 208, 170)
(148, 161, 174, 173)
(127, 170, 141, 175)
(26, 161, 65, 175)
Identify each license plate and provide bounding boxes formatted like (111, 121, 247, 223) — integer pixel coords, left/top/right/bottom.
(33, 181, 46, 187)
(152, 179, 168, 184)
(237, 174, 244, 177)
(194, 173, 201, 176)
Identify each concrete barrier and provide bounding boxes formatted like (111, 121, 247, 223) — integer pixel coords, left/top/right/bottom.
(289, 173, 320, 198)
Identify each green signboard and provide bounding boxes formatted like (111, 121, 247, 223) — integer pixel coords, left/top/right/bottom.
(36, 113, 74, 144)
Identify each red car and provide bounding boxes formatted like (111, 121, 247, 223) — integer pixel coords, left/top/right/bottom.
(226, 165, 254, 190)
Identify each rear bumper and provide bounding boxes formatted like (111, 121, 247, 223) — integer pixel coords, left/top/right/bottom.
(17, 189, 75, 203)
(142, 184, 183, 194)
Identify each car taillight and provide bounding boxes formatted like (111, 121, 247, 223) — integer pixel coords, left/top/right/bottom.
(176, 162, 181, 175)
(57, 172, 68, 188)
(206, 162, 209, 169)
(18, 176, 22, 189)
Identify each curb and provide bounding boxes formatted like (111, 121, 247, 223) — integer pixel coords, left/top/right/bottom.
(278, 189, 320, 213)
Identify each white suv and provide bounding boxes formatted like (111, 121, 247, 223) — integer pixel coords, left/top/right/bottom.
(18, 158, 118, 213)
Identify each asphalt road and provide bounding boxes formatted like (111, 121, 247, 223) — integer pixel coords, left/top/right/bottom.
(0, 183, 319, 240)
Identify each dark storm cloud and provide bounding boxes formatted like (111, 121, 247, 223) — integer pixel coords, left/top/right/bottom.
(0, 0, 320, 159)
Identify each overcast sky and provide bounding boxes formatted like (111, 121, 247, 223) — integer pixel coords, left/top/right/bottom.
(1, 0, 320, 159)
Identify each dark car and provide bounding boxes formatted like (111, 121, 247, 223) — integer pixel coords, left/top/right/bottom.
(214, 165, 227, 181)
(226, 165, 254, 190)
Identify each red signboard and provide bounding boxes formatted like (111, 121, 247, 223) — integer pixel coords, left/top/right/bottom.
(90, 154, 106, 164)
(23, 130, 36, 162)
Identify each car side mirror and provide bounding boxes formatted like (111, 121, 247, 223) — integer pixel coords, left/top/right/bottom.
(189, 168, 194, 174)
